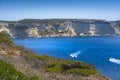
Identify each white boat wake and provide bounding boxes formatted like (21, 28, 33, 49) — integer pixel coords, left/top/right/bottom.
(109, 57, 120, 64)
(70, 49, 84, 58)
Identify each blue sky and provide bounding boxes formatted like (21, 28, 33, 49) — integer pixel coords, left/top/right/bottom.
(0, 0, 120, 21)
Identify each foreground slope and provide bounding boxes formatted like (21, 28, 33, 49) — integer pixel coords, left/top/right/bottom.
(0, 33, 110, 80)
(0, 33, 39, 80)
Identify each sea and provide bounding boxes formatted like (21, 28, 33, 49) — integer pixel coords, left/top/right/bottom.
(13, 36, 120, 80)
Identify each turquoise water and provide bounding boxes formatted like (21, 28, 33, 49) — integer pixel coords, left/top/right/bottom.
(13, 36, 120, 80)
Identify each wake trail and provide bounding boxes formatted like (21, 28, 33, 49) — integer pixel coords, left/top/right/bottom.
(109, 57, 120, 64)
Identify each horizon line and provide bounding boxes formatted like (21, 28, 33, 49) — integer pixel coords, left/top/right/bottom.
(0, 18, 119, 22)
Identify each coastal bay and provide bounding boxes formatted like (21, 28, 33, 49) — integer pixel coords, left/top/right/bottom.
(13, 36, 120, 80)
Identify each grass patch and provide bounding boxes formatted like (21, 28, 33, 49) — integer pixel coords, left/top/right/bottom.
(0, 59, 40, 80)
(28, 53, 54, 61)
(45, 59, 98, 76)
(0, 33, 13, 44)
(66, 68, 97, 76)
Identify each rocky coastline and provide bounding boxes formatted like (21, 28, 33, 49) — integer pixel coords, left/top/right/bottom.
(0, 19, 120, 38)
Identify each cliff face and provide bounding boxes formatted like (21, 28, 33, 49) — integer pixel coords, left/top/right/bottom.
(0, 19, 120, 38)
(110, 20, 120, 35)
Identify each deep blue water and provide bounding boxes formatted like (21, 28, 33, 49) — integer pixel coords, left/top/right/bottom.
(13, 36, 120, 80)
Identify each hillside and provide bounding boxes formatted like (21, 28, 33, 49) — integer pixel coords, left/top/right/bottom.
(0, 33, 110, 80)
(0, 60, 39, 80)
(0, 19, 120, 38)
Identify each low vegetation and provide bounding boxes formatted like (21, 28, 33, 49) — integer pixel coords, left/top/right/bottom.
(45, 59, 97, 76)
(18, 19, 71, 24)
(0, 59, 39, 80)
(28, 53, 54, 61)
(0, 33, 13, 44)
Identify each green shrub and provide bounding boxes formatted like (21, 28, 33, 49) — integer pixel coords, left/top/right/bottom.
(28, 54, 54, 61)
(45, 59, 98, 76)
(0, 59, 40, 80)
(46, 63, 62, 73)
(0, 33, 13, 44)
(66, 68, 97, 76)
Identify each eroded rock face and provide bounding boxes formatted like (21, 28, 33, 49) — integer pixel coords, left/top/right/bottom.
(0, 19, 120, 38)
(94, 21, 115, 35)
(110, 21, 120, 35)
(73, 22, 90, 35)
